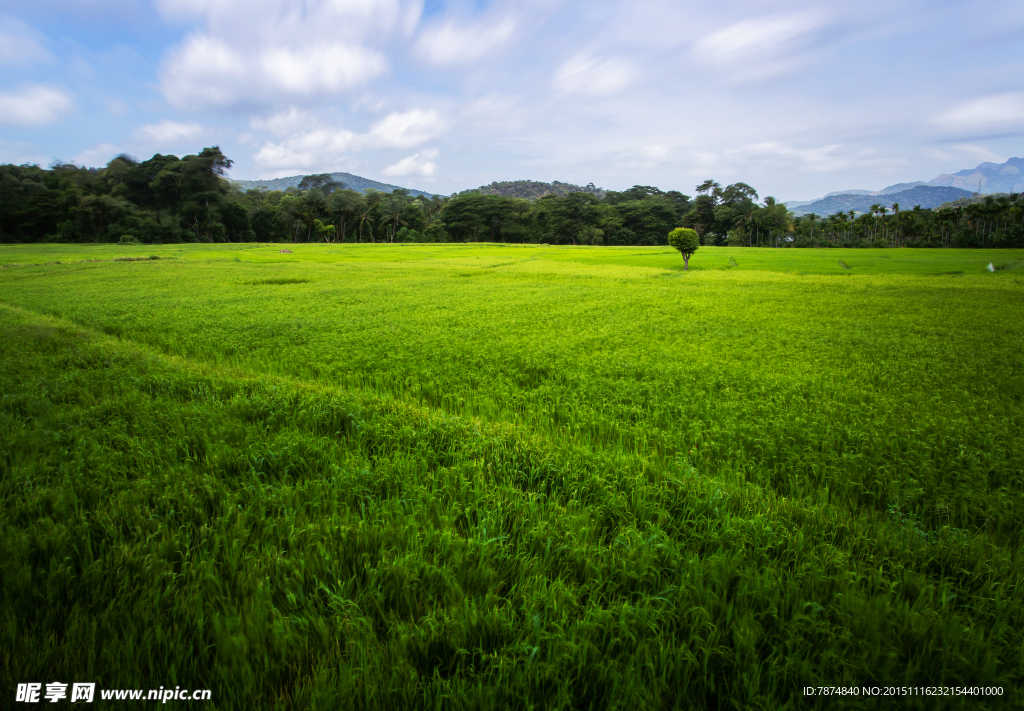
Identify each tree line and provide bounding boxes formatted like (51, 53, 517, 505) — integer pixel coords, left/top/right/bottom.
(2, 148, 1022, 248)
(787, 197, 1024, 248)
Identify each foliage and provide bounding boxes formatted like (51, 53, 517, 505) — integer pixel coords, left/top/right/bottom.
(790, 193, 1024, 248)
(0, 149, 235, 244)
(232, 171, 436, 199)
(4, 152, 1024, 249)
(1, 243, 1022, 709)
(667, 227, 699, 269)
(396, 226, 424, 243)
(468, 180, 606, 200)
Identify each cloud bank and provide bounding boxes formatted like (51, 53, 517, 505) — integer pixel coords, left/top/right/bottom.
(3, 0, 1024, 198)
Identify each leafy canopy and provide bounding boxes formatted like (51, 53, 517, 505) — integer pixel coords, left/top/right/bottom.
(668, 227, 699, 255)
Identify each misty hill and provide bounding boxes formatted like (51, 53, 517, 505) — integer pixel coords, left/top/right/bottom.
(823, 182, 929, 198)
(782, 199, 818, 211)
(786, 158, 1024, 213)
(875, 181, 929, 195)
(786, 182, 925, 210)
(824, 189, 871, 197)
(790, 185, 973, 216)
(466, 180, 606, 200)
(231, 172, 438, 198)
(929, 157, 1024, 194)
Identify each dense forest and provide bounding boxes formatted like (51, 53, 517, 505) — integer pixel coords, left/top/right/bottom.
(472, 180, 607, 200)
(2, 147, 1023, 248)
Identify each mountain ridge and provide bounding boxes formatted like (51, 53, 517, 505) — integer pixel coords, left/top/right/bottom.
(930, 157, 1024, 193)
(231, 172, 438, 198)
(786, 157, 1024, 214)
(790, 185, 973, 216)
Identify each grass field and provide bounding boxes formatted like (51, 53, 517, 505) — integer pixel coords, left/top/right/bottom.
(1, 243, 1022, 709)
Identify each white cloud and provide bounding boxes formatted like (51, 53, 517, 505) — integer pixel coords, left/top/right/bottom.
(156, 0, 417, 111)
(360, 108, 442, 149)
(250, 107, 314, 135)
(553, 55, 634, 96)
(133, 120, 203, 144)
(161, 35, 386, 110)
(73, 143, 120, 168)
(86, 0, 1015, 199)
(934, 92, 1024, 135)
(160, 35, 247, 110)
(251, 107, 441, 172)
(639, 145, 671, 161)
(692, 13, 823, 80)
(258, 43, 387, 94)
(0, 18, 52, 67)
(0, 84, 73, 126)
(154, 0, 406, 35)
(950, 144, 1004, 162)
(414, 15, 517, 65)
(459, 94, 528, 133)
(726, 141, 846, 173)
(697, 141, 911, 192)
(382, 148, 438, 177)
(254, 129, 357, 172)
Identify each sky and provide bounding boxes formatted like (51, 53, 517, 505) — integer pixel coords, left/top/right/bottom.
(1, 0, 1023, 201)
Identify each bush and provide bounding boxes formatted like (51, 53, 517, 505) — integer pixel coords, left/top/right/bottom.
(118, 234, 141, 245)
(423, 222, 451, 243)
(667, 227, 700, 270)
(396, 227, 424, 243)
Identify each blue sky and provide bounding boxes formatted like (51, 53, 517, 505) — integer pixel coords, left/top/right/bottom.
(1, 0, 1022, 200)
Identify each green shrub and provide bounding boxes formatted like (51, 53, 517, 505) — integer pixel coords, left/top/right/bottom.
(667, 227, 699, 269)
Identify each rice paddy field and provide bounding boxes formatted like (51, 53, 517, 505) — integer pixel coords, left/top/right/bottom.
(1, 243, 1023, 710)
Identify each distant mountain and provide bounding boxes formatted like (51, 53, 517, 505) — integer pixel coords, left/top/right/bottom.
(783, 200, 817, 210)
(465, 180, 606, 200)
(790, 185, 973, 216)
(231, 172, 438, 198)
(786, 158, 1024, 214)
(824, 189, 872, 197)
(818, 183, 927, 200)
(929, 157, 1024, 194)
(876, 181, 929, 195)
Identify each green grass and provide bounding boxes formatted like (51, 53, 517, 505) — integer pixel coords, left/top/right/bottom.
(1, 244, 1022, 710)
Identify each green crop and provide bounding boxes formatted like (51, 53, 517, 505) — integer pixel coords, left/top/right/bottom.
(1, 244, 1022, 710)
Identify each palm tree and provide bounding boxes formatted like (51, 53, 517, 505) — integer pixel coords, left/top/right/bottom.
(732, 200, 756, 246)
(356, 206, 374, 243)
(892, 203, 900, 247)
(758, 197, 792, 247)
(1008, 194, 1022, 232)
(696, 179, 721, 195)
(380, 197, 407, 242)
(762, 196, 779, 246)
(868, 204, 883, 244)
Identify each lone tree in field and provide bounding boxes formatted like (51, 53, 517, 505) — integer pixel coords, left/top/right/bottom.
(668, 227, 700, 270)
